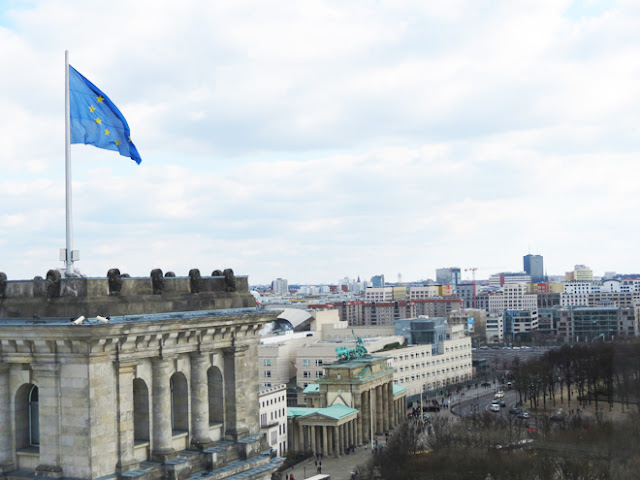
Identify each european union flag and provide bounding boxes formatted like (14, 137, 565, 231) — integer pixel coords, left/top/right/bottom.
(69, 66, 141, 164)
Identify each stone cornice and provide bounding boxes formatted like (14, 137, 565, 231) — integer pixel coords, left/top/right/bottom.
(0, 310, 277, 360)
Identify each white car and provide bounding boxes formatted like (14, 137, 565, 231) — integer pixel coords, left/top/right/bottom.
(490, 404, 500, 412)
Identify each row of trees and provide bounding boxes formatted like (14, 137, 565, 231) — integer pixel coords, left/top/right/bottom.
(356, 410, 640, 480)
(509, 341, 640, 413)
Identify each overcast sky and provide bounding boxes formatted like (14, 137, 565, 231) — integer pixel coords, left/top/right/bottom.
(1, 0, 638, 285)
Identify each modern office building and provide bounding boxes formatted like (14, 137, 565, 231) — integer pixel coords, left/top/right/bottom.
(523, 254, 544, 283)
(436, 267, 461, 294)
(370, 275, 385, 288)
(488, 283, 538, 312)
(488, 272, 532, 287)
(557, 306, 639, 343)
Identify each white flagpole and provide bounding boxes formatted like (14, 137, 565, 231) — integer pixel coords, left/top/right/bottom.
(64, 50, 74, 276)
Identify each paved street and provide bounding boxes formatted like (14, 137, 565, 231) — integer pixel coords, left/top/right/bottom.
(282, 437, 385, 480)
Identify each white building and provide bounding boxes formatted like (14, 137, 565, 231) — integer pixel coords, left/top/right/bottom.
(488, 284, 538, 312)
(407, 285, 442, 299)
(486, 311, 504, 343)
(379, 324, 472, 396)
(272, 278, 289, 295)
(364, 287, 394, 302)
(488, 272, 532, 287)
(561, 282, 595, 307)
(259, 384, 288, 457)
(565, 265, 594, 282)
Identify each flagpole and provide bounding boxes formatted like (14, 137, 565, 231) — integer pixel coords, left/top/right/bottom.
(64, 50, 74, 276)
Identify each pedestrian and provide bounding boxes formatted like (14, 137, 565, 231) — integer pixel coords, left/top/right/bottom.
(317, 466, 321, 474)
(290, 475, 295, 480)
(315, 460, 317, 467)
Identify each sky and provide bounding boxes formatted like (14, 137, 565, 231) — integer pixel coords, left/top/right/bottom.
(1, 0, 639, 286)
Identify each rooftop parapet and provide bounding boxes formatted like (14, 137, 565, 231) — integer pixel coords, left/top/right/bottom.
(0, 267, 256, 318)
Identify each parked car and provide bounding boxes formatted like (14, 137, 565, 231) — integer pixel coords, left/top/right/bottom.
(518, 411, 530, 419)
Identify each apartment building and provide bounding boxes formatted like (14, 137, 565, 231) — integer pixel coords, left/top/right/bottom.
(259, 384, 288, 457)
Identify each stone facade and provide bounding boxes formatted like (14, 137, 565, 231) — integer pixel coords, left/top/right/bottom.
(0, 308, 283, 480)
(288, 356, 407, 456)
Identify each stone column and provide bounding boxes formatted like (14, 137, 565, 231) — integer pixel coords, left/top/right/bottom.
(310, 426, 316, 455)
(322, 426, 328, 457)
(356, 392, 363, 446)
(116, 362, 138, 473)
(190, 353, 210, 447)
(386, 380, 396, 428)
(381, 384, 388, 432)
(223, 345, 257, 441)
(0, 364, 14, 474)
(151, 357, 174, 460)
(333, 426, 339, 458)
(34, 363, 62, 478)
(339, 424, 345, 455)
(297, 423, 304, 451)
(361, 390, 370, 444)
(375, 386, 382, 434)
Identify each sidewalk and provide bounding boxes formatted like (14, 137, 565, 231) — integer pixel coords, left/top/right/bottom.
(282, 435, 386, 480)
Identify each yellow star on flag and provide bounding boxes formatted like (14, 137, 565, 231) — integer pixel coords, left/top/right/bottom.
(95, 118, 102, 124)
(115, 140, 121, 146)
(89, 105, 96, 113)
(104, 128, 110, 136)
(96, 95, 104, 103)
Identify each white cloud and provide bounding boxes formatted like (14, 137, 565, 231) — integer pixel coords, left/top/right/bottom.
(1, 0, 639, 284)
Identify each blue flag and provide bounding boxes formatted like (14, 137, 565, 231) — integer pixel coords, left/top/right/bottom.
(69, 65, 141, 164)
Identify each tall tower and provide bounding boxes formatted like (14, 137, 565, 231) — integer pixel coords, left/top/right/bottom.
(523, 254, 544, 283)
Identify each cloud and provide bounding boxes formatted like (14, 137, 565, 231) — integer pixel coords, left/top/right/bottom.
(1, 0, 639, 284)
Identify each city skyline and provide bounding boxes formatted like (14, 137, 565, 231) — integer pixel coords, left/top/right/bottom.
(2, 1, 640, 285)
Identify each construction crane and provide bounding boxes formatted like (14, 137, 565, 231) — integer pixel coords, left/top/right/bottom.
(465, 267, 478, 308)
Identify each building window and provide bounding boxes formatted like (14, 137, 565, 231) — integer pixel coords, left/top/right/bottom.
(303, 371, 311, 378)
(264, 359, 271, 367)
(265, 370, 271, 378)
(302, 359, 311, 367)
(316, 359, 323, 366)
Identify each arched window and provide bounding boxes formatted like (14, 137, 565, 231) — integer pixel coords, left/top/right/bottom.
(207, 367, 224, 425)
(133, 379, 150, 442)
(15, 383, 39, 449)
(170, 372, 189, 433)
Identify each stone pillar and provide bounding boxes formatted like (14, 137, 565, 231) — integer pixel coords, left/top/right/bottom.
(322, 426, 328, 457)
(223, 345, 257, 441)
(151, 357, 174, 461)
(374, 386, 382, 434)
(339, 424, 345, 455)
(116, 362, 138, 473)
(356, 393, 363, 446)
(383, 383, 390, 432)
(190, 353, 210, 447)
(361, 390, 370, 444)
(297, 423, 304, 451)
(0, 364, 14, 473)
(333, 425, 339, 458)
(34, 363, 62, 478)
(310, 426, 316, 455)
